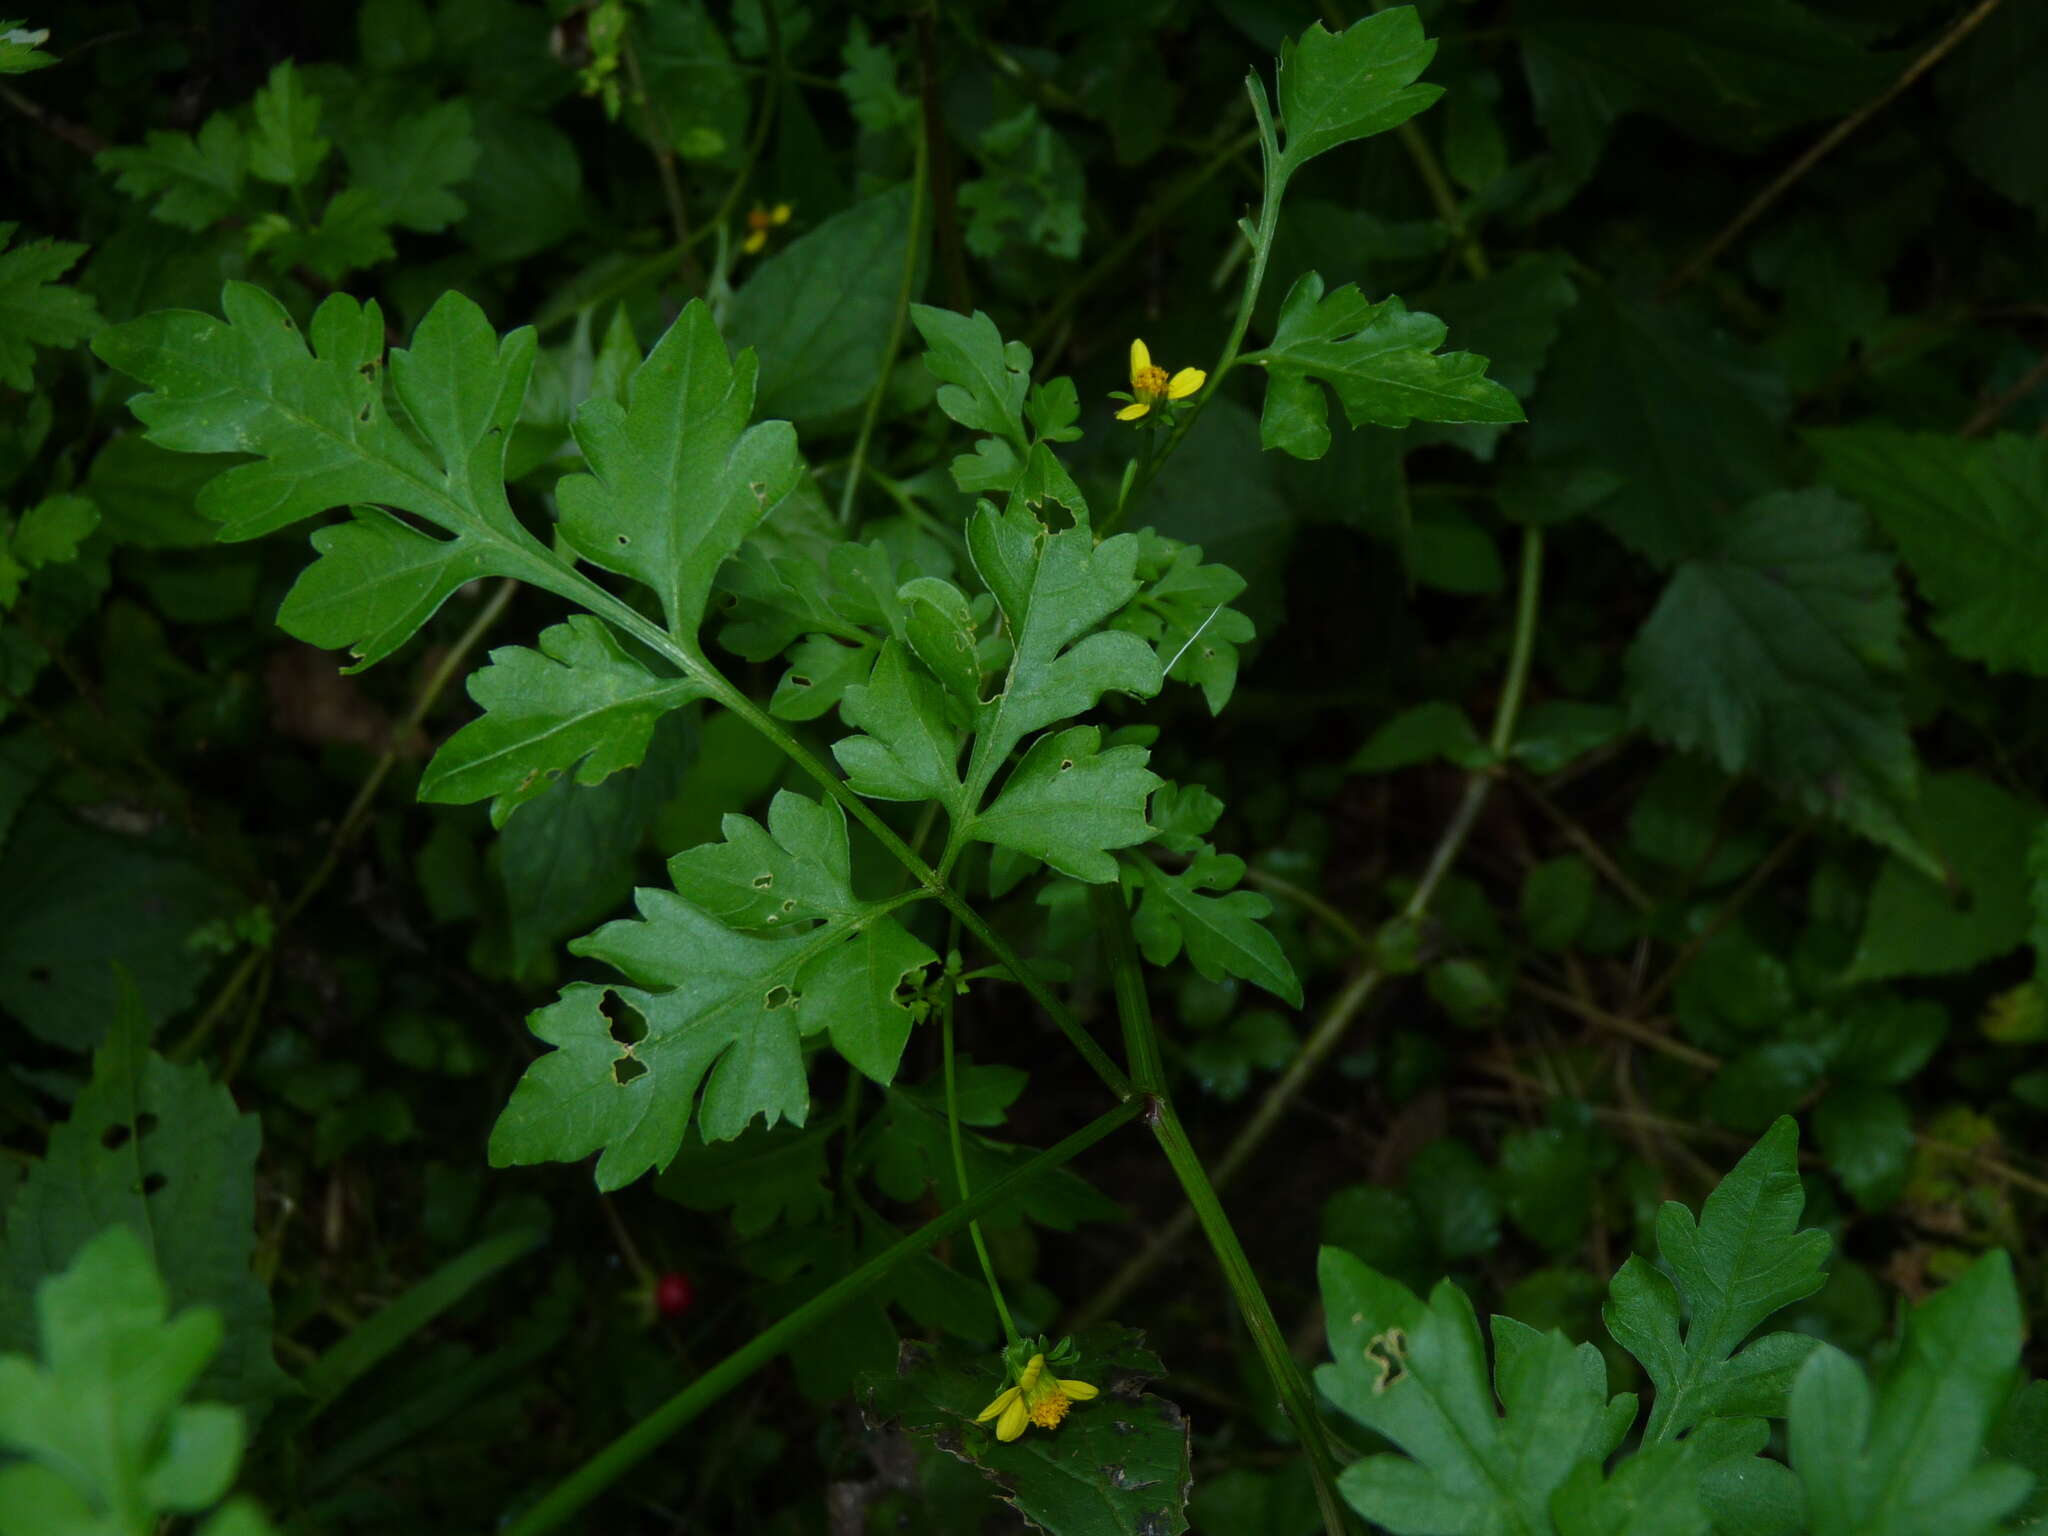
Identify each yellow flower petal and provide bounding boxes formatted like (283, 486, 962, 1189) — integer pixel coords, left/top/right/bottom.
(1166, 366, 1206, 400)
(1128, 337, 1152, 384)
(975, 1385, 1020, 1424)
(1115, 401, 1151, 421)
(770, 202, 792, 224)
(997, 1395, 1031, 1441)
(742, 229, 767, 255)
(1058, 1378, 1100, 1401)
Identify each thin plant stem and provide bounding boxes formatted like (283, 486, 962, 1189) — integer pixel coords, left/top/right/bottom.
(1089, 886, 1353, 1536)
(1078, 527, 1546, 1325)
(697, 0, 783, 261)
(1102, 78, 1290, 535)
(173, 578, 521, 1063)
(620, 37, 703, 293)
(838, 79, 929, 525)
(943, 967, 1020, 1345)
(1665, 0, 2008, 294)
(501, 1099, 1142, 1536)
(557, 576, 1135, 1102)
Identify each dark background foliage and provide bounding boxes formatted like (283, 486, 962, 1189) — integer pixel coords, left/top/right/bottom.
(2, 0, 2046, 1530)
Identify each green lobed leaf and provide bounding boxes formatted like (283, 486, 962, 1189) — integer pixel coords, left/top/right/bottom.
(490, 792, 935, 1190)
(98, 116, 248, 232)
(0, 223, 102, 390)
(655, 1122, 833, 1238)
(558, 299, 802, 642)
(247, 61, 330, 188)
(94, 285, 557, 668)
(0, 1227, 269, 1536)
(340, 99, 478, 232)
(420, 615, 707, 825)
(834, 638, 966, 807)
(1624, 489, 1917, 857)
(1127, 850, 1302, 1005)
(1316, 1247, 1636, 1534)
(1274, 10, 1445, 176)
(1258, 272, 1524, 460)
(0, 983, 287, 1409)
(1108, 531, 1256, 715)
(0, 20, 55, 73)
(1602, 1117, 1829, 1443)
(910, 304, 1030, 453)
(863, 1325, 1191, 1536)
(1808, 428, 2048, 677)
(969, 726, 1160, 884)
(1788, 1252, 2033, 1536)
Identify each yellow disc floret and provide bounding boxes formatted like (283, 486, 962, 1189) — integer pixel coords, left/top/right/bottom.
(974, 1352, 1102, 1441)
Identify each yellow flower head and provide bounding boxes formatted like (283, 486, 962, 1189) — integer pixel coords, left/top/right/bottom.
(1114, 338, 1205, 421)
(973, 1352, 1101, 1442)
(742, 202, 793, 256)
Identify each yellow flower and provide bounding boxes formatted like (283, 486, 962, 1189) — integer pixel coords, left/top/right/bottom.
(973, 1352, 1101, 1441)
(1114, 338, 1205, 421)
(742, 202, 793, 256)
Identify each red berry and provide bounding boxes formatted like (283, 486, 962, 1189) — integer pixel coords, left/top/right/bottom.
(654, 1270, 695, 1318)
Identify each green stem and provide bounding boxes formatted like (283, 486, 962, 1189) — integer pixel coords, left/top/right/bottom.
(1089, 887, 1354, 1536)
(557, 575, 1135, 1103)
(942, 957, 1021, 1345)
(838, 81, 929, 525)
(1488, 525, 1542, 756)
(1103, 80, 1290, 535)
(501, 1099, 1141, 1535)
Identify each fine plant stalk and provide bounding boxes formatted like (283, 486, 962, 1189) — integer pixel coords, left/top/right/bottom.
(1090, 886, 1355, 1536)
(942, 960, 1021, 1346)
(501, 1099, 1142, 1536)
(1103, 77, 1291, 535)
(1079, 528, 1546, 1326)
(543, 569, 1137, 1102)
(838, 77, 929, 525)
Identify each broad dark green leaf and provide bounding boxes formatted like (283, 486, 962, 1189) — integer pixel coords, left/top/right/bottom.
(726, 185, 919, 422)
(1845, 772, 2038, 983)
(864, 1326, 1191, 1536)
(342, 98, 478, 232)
(1603, 1117, 1828, 1442)
(1624, 489, 1916, 855)
(0, 986, 286, 1408)
(1809, 428, 2048, 677)
(1534, 287, 1787, 565)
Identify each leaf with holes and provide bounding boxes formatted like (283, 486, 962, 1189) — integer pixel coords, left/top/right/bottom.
(959, 500, 1162, 805)
(419, 615, 706, 826)
(1258, 273, 1523, 460)
(968, 726, 1161, 885)
(0, 980, 286, 1408)
(93, 285, 557, 667)
(863, 1325, 1192, 1536)
(558, 300, 802, 641)
(1603, 1116, 1830, 1443)
(1126, 848, 1301, 1006)
(0, 1226, 276, 1536)
(490, 792, 935, 1190)
(1316, 1247, 1638, 1534)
